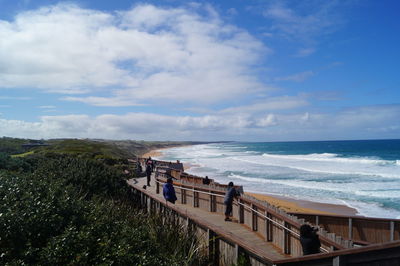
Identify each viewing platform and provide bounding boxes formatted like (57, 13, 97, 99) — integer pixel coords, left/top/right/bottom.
(128, 176, 288, 262)
(127, 158, 400, 266)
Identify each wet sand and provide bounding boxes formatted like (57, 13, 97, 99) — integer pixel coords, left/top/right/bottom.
(246, 192, 358, 216)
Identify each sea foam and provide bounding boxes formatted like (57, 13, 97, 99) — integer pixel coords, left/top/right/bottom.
(158, 142, 400, 219)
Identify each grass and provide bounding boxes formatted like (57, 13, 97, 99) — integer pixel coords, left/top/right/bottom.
(11, 151, 35, 158)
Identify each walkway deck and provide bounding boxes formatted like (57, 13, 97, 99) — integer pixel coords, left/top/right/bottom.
(127, 175, 290, 262)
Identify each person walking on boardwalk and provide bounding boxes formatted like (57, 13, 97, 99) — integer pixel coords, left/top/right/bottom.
(163, 177, 177, 204)
(224, 181, 239, 221)
(146, 163, 152, 186)
(300, 224, 321, 255)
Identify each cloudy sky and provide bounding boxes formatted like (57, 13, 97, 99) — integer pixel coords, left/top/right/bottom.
(0, 0, 399, 141)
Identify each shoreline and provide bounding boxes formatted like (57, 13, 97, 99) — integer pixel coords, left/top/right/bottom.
(143, 147, 360, 216)
(142, 144, 195, 158)
(245, 192, 359, 216)
(142, 148, 167, 158)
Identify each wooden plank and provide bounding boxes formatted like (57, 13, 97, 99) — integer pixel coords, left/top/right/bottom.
(128, 177, 287, 263)
(129, 176, 400, 265)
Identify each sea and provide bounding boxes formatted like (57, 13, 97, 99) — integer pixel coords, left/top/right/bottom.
(156, 139, 400, 219)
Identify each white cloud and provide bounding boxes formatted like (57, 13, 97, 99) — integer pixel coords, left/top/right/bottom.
(220, 95, 309, 114)
(301, 112, 310, 122)
(256, 114, 277, 127)
(1, 104, 398, 141)
(275, 71, 314, 82)
(263, 1, 342, 39)
(295, 48, 316, 57)
(227, 8, 238, 16)
(262, 1, 346, 55)
(0, 96, 31, 100)
(0, 3, 269, 105)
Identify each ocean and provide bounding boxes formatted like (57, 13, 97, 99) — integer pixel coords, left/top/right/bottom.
(156, 139, 400, 219)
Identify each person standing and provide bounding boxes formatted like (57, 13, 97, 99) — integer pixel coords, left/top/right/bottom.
(146, 163, 152, 186)
(224, 181, 239, 221)
(300, 224, 321, 255)
(163, 177, 178, 204)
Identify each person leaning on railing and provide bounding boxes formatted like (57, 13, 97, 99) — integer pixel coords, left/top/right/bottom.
(224, 182, 240, 221)
(300, 224, 321, 255)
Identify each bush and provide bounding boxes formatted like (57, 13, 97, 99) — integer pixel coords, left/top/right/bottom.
(0, 172, 85, 263)
(31, 154, 127, 199)
(0, 153, 32, 172)
(0, 154, 207, 265)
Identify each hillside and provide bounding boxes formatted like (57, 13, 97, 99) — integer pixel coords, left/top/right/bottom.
(1, 137, 199, 158)
(0, 137, 207, 265)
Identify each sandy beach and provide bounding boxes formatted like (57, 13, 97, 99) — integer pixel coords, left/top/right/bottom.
(144, 148, 360, 216)
(142, 148, 167, 158)
(245, 192, 358, 216)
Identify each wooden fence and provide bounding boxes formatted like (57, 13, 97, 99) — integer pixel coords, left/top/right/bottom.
(132, 158, 400, 265)
(128, 178, 400, 266)
(291, 213, 400, 245)
(155, 174, 352, 257)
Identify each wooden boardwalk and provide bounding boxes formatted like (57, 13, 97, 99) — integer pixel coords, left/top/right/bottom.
(127, 175, 290, 262)
(127, 160, 400, 265)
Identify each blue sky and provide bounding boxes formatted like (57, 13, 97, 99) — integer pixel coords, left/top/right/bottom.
(0, 0, 399, 141)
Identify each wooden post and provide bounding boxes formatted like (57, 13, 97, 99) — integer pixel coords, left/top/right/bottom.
(193, 191, 199, 207)
(209, 192, 213, 212)
(252, 204, 258, 231)
(333, 255, 347, 266)
(284, 222, 291, 255)
(234, 244, 241, 265)
(149, 198, 153, 213)
(390, 221, 395, 241)
(316, 215, 319, 226)
(239, 199, 244, 224)
(348, 218, 353, 240)
(208, 229, 219, 266)
(156, 180, 160, 194)
(181, 188, 186, 204)
(210, 194, 217, 212)
(266, 212, 273, 242)
(147, 196, 151, 213)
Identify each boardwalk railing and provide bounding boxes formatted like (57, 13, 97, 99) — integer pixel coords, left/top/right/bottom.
(291, 212, 400, 245)
(129, 180, 278, 265)
(131, 158, 400, 265)
(144, 157, 400, 247)
(155, 174, 353, 257)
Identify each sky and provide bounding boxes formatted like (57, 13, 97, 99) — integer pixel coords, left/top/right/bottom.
(0, 0, 399, 141)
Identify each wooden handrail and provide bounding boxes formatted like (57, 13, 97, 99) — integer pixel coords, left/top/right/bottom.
(156, 176, 347, 251)
(291, 211, 400, 222)
(274, 240, 400, 264)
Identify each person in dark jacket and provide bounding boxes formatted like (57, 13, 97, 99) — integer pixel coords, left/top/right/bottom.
(145, 164, 152, 186)
(163, 177, 178, 204)
(224, 181, 239, 221)
(300, 224, 321, 255)
(203, 176, 210, 185)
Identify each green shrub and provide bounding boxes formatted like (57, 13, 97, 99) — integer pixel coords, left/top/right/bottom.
(0, 154, 207, 265)
(0, 172, 85, 263)
(31, 154, 127, 199)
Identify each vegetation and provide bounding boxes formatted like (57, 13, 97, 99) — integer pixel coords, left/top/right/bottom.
(0, 137, 31, 155)
(0, 138, 207, 265)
